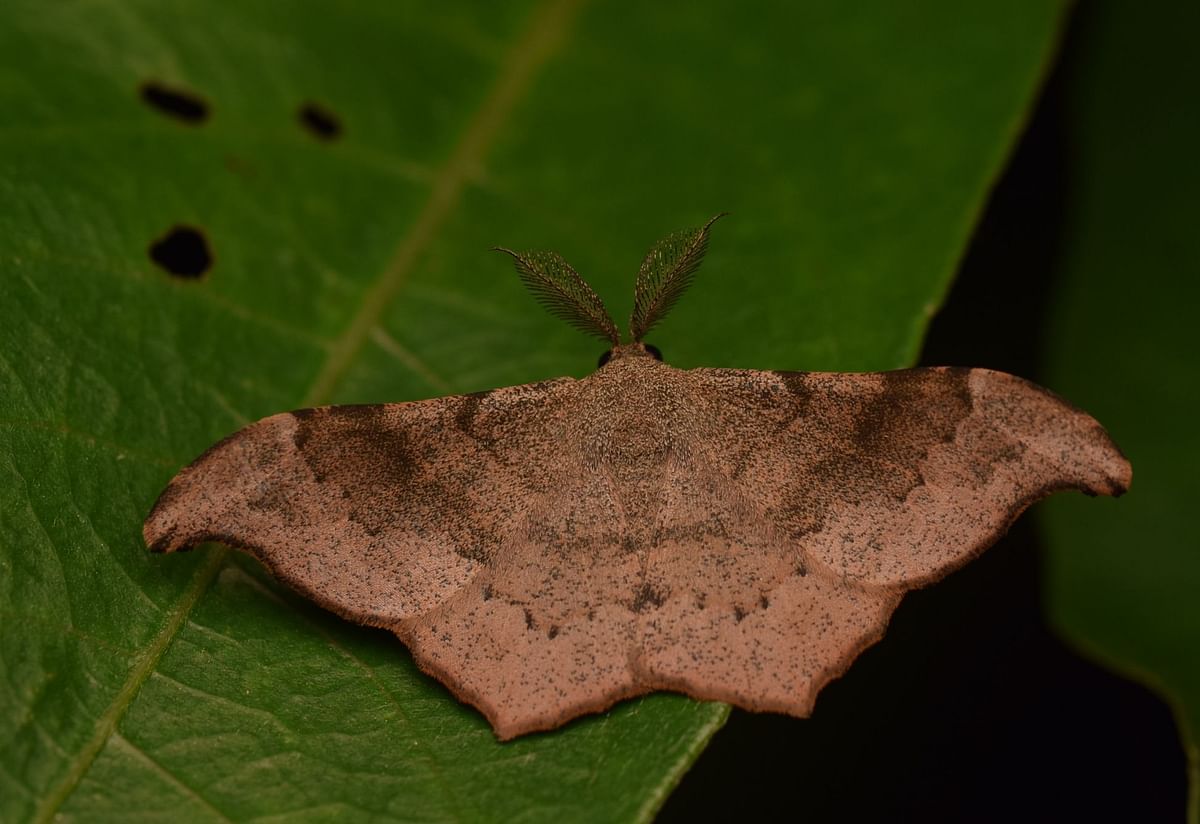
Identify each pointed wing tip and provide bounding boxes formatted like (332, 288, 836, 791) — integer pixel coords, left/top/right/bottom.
(404, 634, 647, 741)
(967, 368, 1133, 500)
(143, 479, 182, 553)
(144, 533, 192, 554)
(412, 669, 562, 742)
(141, 413, 300, 555)
(143, 490, 195, 554)
(143, 524, 170, 553)
(485, 698, 632, 742)
(452, 671, 633, 741)
(490, 721, 524, 742)
(1086, 420, 1132, 498)
(1102, 453, 1133, 498)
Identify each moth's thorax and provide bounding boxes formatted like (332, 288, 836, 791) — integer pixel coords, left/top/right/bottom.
(602, 342, 659, 364)
(571, 355, 695, 470)
(562, 354, 696, 538)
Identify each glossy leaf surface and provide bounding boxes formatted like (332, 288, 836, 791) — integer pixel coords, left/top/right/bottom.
(0, 1, 1063, 819)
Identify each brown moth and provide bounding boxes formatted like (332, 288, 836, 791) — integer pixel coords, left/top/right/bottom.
(145, 215, 1131, 740)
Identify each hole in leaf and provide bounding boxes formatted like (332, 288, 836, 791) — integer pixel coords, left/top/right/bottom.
(139, 81, 209, 124)
(149, 225, 213, 279)
(298, 102, 343, 141)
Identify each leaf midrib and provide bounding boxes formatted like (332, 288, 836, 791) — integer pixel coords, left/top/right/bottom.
(33, 0, 585, 818)
(32, 549, 228, 822)
(302, 0, 586, 406)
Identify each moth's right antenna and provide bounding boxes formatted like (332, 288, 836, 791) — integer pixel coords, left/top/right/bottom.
(629, 213, 727, 342)
(494, 247, 621, 346)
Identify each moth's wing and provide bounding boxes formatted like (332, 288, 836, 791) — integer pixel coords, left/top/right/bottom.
(145, 363, 1132, 736)
(635, 366, 1130, 716)
(144, 379, 575, 629)
(147, 378, 645, 739)
(635, 446, 894, 716)
(399, 464, 645, 739)
(692, 366, 1129, 588)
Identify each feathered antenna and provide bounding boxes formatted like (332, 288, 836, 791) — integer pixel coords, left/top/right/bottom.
(494, 247, 621, 345)
(629, 214, 726, 342)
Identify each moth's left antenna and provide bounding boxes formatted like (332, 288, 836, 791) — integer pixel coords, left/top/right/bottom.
(494, 247, 621, 345)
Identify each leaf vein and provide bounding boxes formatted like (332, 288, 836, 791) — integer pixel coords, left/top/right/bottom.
(31, 548, 227, 823)
(302, 0, 587, 406)
(34, 0, 588, 816)
(111, 733, 234, 823)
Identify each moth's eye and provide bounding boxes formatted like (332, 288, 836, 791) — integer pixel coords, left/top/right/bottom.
(597, 350, 613, 368)
(645, 343, 663, 361)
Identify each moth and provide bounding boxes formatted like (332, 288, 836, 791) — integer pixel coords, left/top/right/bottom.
(145, 215, 1130, 740)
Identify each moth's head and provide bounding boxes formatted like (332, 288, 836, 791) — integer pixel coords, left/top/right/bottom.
(494, 213, 726, 367)
(597, 342, 663, 368)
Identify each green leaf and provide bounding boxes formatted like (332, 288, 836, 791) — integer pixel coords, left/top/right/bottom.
(0, 1, 1064, 820)
(1038, 0, 1200, 818)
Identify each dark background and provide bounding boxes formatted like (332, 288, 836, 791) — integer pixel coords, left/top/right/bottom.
(660, 5, 1189, 821)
